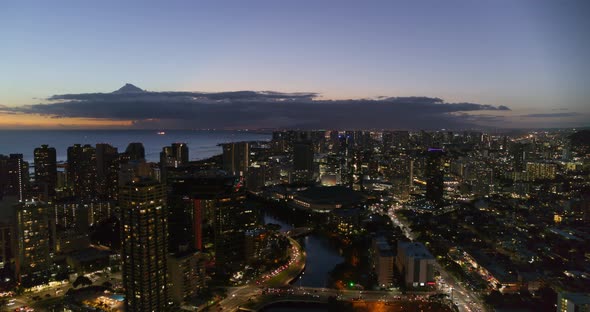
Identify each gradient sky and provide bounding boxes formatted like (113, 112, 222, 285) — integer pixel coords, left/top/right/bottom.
(1, 1, 588, 129)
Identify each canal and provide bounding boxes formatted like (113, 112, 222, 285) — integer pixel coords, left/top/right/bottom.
(264, 214, 344, 288)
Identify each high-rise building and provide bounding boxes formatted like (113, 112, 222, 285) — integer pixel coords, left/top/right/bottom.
(526, 162, 557, 181)
(160, 143, 189, 182)
(510, 142, 530, 172)
(160, 143, 189, 168)
(271, 131, 289, 153)
(120, 179, 169, 312)
(557, 292, 590, 312)
(67, 144, 97, 199)
(172, 143, 189, 164)
(0, 220, 13, 270)
(245, 164, 266, 191)
(167, 251, 206, 305)
(396, 241, 436, 287)
(118, 157, 154, 187)
(382, 131, 394, 151)
(222, 142, 249, 176)
(293, 141, 314, 182)
(214, 188, 256, 271)
(293, 141, 314, 172)
(425, 148, 444, 204)
(34, 145, 57, 197)
(125, 142, 146, 162)
(372, 237, 394, 288)
(96, 144, 119, 201)
(244, 228, 267, 264)
(168, 175, 257, 271)
(14, 200, 52, 287)
(392, 131, 410, 148)
(0, 154, 29, 201)
(51, 198, 110, 232)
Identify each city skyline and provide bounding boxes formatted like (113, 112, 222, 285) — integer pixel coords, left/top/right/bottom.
(0, 1, 588, 311)
(0, 128, 588, 311)
(1, 1, 589, 129)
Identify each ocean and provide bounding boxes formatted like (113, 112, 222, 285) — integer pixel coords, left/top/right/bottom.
(0, 130, 271, 163)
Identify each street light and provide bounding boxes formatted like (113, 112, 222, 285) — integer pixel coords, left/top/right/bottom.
(299, 272, 304, 288)
(450, 287, 454, 301)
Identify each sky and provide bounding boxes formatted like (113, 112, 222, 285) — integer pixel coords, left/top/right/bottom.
(0, 0, 588, 129)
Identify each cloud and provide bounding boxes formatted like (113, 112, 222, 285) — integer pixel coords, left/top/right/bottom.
(0, 105, 17, 115)
(455, 113, 507, 123)
(2, 84, 511, 129)
(519, 112, 578, 118)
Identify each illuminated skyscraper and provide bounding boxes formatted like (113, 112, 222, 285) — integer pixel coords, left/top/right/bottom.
(510, 142, 530, 172)
(0, 220, 12, 271)
(396, 241, 435, 287)
(557, 292, 590, 312)
(526, 162, 557, 181)
(213, 187, 256, 272)
(0, 154, 29, 201)
(120, 179, 169, 312)
(222, 142, 249, 176)
(160, 143, 189, 183)
(34, 145, 57, 197)
(96, 143, 119, 201)
(160, 143, 189, 168)
(67, 144, 97, 199)
(171, 143, 189, 164)
(14, 200, 51, 287)
(168, 175, 258, 272)
(167, 251, 206, 305)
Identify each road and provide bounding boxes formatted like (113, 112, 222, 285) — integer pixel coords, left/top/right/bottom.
(219, 285, 444, 312)
(217, 286, 262, 311)
(2, 271, 122, 312)
(3, 282, 72, 312)
(258, 237, 305, 287)
(387, 207, 485, 312)
(217, 236, 305, 311)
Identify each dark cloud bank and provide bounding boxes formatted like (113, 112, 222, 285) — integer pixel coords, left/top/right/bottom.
(3, 84, 511, 129)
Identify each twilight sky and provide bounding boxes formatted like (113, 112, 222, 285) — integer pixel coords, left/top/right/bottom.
(0, 0, 588, 129)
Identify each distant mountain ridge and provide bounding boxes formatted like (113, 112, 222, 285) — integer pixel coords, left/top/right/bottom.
(113, 83, 145, 94)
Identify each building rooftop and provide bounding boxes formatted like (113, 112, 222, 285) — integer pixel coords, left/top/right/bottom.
(398, 241, 434, 260)
(295, 186, 365, 205)
(560, 292, 590, 304)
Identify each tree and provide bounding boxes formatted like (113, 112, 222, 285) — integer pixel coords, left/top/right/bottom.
(73, 275, 93, 288)
(536, 286, 557, 309)
(265, 223, 282, 232)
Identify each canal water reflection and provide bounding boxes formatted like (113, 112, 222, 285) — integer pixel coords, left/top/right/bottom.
(264, 214, 344, 288)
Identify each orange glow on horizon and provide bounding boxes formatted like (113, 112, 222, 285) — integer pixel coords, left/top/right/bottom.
(0, 113, 132, 129)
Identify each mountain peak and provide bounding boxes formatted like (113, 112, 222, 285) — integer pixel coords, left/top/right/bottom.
(113, 83, 145, 94)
